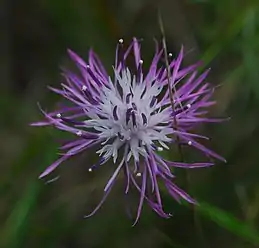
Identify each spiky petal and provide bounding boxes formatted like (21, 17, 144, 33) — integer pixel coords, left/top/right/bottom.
(32, 38, 225, 223)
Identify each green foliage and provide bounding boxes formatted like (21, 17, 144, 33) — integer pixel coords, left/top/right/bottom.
(1, 0, 259, 247)
(198, 201, 259, 245)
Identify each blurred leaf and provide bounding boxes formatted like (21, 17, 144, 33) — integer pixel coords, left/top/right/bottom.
(155, 228, 186, 248)
(0, 129, 58, 247)
(201, 4, 253, 66)
(197, 201, 259, 245)
(0, 181, 40, 248)
(242, 6, 259, 99)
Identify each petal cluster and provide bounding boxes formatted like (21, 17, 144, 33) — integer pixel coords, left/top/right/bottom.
(32, 38, 225, 223)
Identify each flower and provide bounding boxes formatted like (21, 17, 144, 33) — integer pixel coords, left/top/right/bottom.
(32, 38, 225, 224)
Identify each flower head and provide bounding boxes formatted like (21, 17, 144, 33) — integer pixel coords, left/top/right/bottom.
(32, 38, 225, 224)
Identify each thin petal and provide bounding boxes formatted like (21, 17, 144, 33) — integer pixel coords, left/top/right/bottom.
(132, 166, 147, 226)
(39, 155, 69, 178)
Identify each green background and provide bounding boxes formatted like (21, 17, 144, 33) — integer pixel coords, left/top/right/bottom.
(1, 0, 259, 247)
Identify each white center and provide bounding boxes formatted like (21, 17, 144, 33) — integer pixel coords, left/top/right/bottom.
(84, 68, 173, 163)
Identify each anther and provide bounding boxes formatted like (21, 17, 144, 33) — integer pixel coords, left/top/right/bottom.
(118, 132, 124, 140)
(85, 65, 102, 87)
(119, 38, 123, 44)
(131, 112, 137, 127)
(113, 106, 118, 121)
(82, 85, 87, 91)
(150, 96, 156, 107)
(140, 86, 146, 99)
(168, 53, 173, 57)
(126, 93, 132, 104)
(187, 104, 191, 109)
(76, 130, 82, 136)
(136, 172, 141, 177)
(126, 108, 133, 125)
(157, 147, 163, 152)
(132, 102, 137, 111)
(88, 157, 105, 172)
(56, 113, 61, 118)
(188, 141, 192, 146)
(139, 59, 143, 64)
(141, 113, 147, 125)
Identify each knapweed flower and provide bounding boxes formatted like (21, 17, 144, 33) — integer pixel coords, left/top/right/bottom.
(32, 38, 225, 224)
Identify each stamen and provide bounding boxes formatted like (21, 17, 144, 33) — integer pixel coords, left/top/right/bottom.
(115, 39, 124, 70)
(140, 86, 146, 99)
(132, 102, 137, 111)
(141, 113, 147, 125)
(81, 87, 98, 104)
(172, 109, 184, 116)
(151, 144, 157, 150)
(156, 68, 164, 81)
(133, 161, 139, 172)
(76, 130, 82, 136)
(81, 133, 99, 140)
(126, 93, 132, 104)
(130, 87, 133, 95)
(88, 157, 105, 172)
(118, 132, 124, 140)
(131, 112, 137, 127)
(136, 60, 143, 83)
(113, 106, 118, 121)
(150, 96, 156, 107)
(86, 66, 102, 86)
(172, 104, 192, 116)
(61, 117, 83, 125)
(126, 108, 133, 125)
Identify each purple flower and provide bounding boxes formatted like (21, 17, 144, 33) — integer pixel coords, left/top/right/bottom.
(32, 38, 225, 224)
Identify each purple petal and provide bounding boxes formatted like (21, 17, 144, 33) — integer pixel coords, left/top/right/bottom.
(104, 158, 125, 192)
(39, 155, 69, 178)
(68, 49, 87, 68)
(132, 166, 147, 226)
(164, 160, 214, 168)
(146, 159, 155, 192)
(124, 162, 130, 194)
(60, 139, 86, 150)
(181, 136, 226, 162)
(130, 173, 170, 219)
(166, 181, 196, 204)
(84, 182, 113, 218)
(89, 49, 109, 80)
(133, 37, 141, 68)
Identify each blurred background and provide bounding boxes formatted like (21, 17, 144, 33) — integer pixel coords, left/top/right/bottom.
(1, 0, 259, 247)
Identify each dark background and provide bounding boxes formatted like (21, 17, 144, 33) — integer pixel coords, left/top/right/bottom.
(1, 0, 259, 247)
